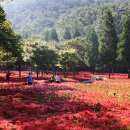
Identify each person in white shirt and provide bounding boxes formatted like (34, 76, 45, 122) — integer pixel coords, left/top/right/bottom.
(55, 74, 61, 83)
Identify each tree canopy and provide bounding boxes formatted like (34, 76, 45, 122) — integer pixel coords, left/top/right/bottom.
(2, 0, 130, 41)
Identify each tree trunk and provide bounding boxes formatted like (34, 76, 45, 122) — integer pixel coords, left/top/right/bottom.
(92, 67, 95, 74)
(108, 66, 111, 79)
(18, 65, 21, 77)
(63, 70, 68, 78)
(46, 70, 48, 75)
(73, 69, 76, 78)
(36, 69, 39, 79)
(128, 69, 130, 78)
(108, 71, 111, 79)
(19, 69, 21, 77)
(41, 69, 44, 77)
(111, 67, 114, 75)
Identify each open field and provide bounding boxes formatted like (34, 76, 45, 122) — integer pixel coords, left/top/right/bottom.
(0, 71, 129, 130)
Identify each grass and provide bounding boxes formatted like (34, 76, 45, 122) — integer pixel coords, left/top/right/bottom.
(76, 79, 130, 103)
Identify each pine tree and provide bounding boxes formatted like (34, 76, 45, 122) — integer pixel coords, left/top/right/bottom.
(48, 29, 59, 42)
(0, 6, 6, 23)
(0, 6, 21, 68)
(86, 28, 99, 73)
(63, 27, 71, 40)
(73, 28, 81, 38)
(99, 9, 118, 78)
(44, 30, 49, 41)
(0, 6, 20, 52)
(117, 13, 130, 78)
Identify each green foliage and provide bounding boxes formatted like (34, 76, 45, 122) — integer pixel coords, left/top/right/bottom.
(22, 39, 58, 69)
(99, 9, 118, 67)
(48, 29, 59, 42)
(44, 29, 59, 42)
(117, 13, 130, 66)
(64, 37, 88, 62)
(0, 6, 6, 23)
(32, 45, 58, 69)
(0, 5, 21, 66)
(1, 0, 130, 74)
(0, 48, 16, 65)
(64, 37, 97, 68)
(63, 27, 71, 40)
(86, 28, 99, 70)
(73, 28, 81, 38)
(3, 0, 130, 40)
(58, 48, 79, 71)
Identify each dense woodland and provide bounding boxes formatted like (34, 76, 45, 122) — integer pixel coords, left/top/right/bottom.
(2, 0, 130, 40)
(0, 0, 130, 78)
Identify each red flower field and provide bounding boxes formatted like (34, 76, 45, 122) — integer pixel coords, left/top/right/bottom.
(0, 71, 130, 130)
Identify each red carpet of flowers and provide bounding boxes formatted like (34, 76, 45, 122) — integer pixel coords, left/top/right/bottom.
(0, 71, 130, 130)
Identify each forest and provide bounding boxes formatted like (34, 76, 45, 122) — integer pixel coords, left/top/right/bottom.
(0, 0, 130, 77)
(3, 0, 130, 40)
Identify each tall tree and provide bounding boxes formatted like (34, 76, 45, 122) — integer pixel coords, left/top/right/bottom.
(32, 45, 58, 78)
(73, 28, 81, 38)
(86, 28, 99, 73)
(22, 39, 58, 78)
(0, 6, 20, 54)
(44, 30, 49, 41)
(0, 5, 21, 70)
(63, 37, 92, 70)
(59, 48, 79, 77)
(99, 9, 118, 78)
(0, 6, 6, 23)
(48, 29, 59, 42)
(63, 27, 71, 40)
(117, 13, 130, 78)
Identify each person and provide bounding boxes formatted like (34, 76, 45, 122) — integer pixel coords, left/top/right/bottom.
(6, 70, 11, 82)
(27, 72, 33, 85)
(55, 74, 61, 83)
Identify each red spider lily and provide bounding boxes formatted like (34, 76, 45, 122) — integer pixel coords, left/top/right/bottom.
(0, 71, 129, 129)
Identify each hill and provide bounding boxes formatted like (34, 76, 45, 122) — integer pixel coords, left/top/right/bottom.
(2, 0, 130, 40)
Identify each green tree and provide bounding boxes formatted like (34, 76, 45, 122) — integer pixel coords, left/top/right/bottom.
(0, 6, 6, 23)
(32, 45, 58, 78)
(0, 48, 16, 66)
(86, 28, 99, 73)
(73, 28, 81, 38)
(48, 29, 59, 42)
(0, 6, 21, 55)
(0, 6, 21, 71)
(117, 13, 130, 78)
(44, 30, 49, 41)
(99, 9, 118, 78)
(59, 48, 79, 77)
(63, 27, 71, 40)
(65, 37, 98, 70)
(22, 39, 58, 78)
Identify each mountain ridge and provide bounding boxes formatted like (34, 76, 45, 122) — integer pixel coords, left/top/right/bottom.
(2, 0, 130, 40)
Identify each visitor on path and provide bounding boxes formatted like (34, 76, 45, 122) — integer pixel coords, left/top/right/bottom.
(27, 72, 33, 85)
(55, 74, 61, 83)
(49, 73, 55, 83)
(6, 70, 11, 82)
